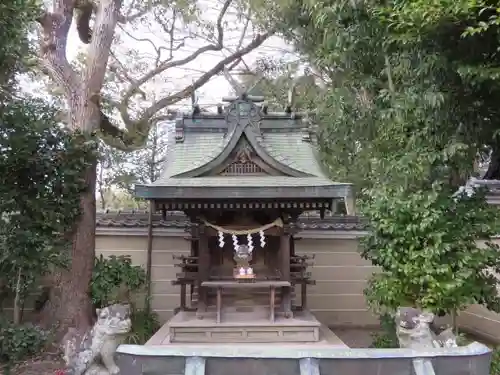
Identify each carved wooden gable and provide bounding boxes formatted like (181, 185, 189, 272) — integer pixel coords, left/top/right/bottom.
(209, 136, 282, 176)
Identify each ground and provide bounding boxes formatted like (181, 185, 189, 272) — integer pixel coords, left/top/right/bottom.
(335, 327, 377, 348)
(8, 354, 64, 375)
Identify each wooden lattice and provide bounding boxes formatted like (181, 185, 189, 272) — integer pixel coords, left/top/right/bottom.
(220, 161, 264, 175)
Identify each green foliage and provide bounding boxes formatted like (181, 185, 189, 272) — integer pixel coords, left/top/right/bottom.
(0, 318, 49, 365)
(125, 307, 160, 345)
(0, 97, 96, 314)
(90, 255, 156, 345)
(361, 183, 500, 315)
(90, 255, 147, 308)
(370, 313, 399, 348)
(491, 347, 500, 375)
(0, 0, 40, 89)
(255, 0, 500, 186)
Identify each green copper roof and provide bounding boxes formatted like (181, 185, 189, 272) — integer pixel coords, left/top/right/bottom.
(159, 132, 232, 178)
(135, 97, 352, 201)
(156, 130, 328, 180)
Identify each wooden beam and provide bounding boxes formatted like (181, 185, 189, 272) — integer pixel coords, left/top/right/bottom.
(196, 223, 210, 318)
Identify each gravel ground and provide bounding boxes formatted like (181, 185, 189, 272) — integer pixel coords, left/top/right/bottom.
(334, 327, 378, 348)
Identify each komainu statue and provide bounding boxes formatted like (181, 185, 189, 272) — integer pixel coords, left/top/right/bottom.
(395, 307, 458, 349)
(62, 304, 132, 375)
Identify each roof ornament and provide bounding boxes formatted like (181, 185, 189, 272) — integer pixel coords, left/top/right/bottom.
(221, 66, 266, 103)
(191, 85, 201, 116)
(223, 66, 246, 98)
(220, 65, 265, 136)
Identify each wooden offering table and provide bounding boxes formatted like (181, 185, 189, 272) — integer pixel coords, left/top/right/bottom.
(201, 280, 291, 323)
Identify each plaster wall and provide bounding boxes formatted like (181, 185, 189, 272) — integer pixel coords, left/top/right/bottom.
(293, 237, 378, 327)
(95, 229, 189, 322)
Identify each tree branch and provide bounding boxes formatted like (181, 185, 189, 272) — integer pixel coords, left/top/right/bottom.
(144, 31, 272, 118)
(118, 0, 149, 23)
(118, 0, 234, 126)
(83, 0, 123, 97)
(37, 3, 79, 93)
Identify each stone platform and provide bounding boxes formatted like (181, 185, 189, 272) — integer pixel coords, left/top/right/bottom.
(146, 309, 346, 346)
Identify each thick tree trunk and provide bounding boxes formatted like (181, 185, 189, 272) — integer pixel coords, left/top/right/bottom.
(40, 160, 97, 338)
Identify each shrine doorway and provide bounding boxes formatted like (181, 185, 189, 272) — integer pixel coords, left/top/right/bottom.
(207, 235, 281, 281)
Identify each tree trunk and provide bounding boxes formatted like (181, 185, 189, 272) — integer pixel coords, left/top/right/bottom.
(484, 143, 500, 179)
(38, 0, 122, 340)
(40, 160, 97, 338)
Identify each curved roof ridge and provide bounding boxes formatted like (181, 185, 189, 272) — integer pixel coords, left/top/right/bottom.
(157, 128, 236, 180)
(252, 131, 305, 175)
(256, 131, 328, 178)
(242, 126, 310, 177)
(172, 126, 244, 178)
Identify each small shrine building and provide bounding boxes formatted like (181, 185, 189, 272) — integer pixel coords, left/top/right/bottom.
(135, 94, 357, 344)
(93, 95, 500, 345)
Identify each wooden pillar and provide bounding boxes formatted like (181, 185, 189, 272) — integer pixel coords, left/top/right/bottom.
(345, 189, 356, 215)
(189, 225, 199, 309)
(180, 283, 187, 311)
(280, 224, 293, 318)
(196, 223, 210, 318)
(145, 200, 154, 313)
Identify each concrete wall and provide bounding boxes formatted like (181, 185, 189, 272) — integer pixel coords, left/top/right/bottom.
(96, 229, 189, 322)
(294, 236, 378, 327)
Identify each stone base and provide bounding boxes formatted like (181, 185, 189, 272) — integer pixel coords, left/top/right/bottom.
(146, 309, 346, 345)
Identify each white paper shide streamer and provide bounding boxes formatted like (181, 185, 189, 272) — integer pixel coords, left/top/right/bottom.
(247, 233, 254, 253)
(232, 234, 239, 252)
(259, 230, 266, 248)
(218, 231, 225, 248)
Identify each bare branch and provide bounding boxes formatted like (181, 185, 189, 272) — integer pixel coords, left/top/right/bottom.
(144, 31, 272, 118)
(236, 8, 251, 51)
(117, 23, 186, 68)
(119, 0, 235, 126)
(118, 0, 152, 23)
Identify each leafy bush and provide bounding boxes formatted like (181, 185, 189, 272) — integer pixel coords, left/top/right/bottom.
(491, 347, 500, 375)
(361, 184, 500, 317)
(370, 313, 399, 348)
(0, 99, 96, 324)
(126, 308, 160, 345)
(0, 318, 49, 364)
(90, 255, 146, 308)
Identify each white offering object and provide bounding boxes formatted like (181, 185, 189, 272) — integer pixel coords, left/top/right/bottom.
(239, 267, 246, 275)
(246, 267, 253, 275)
